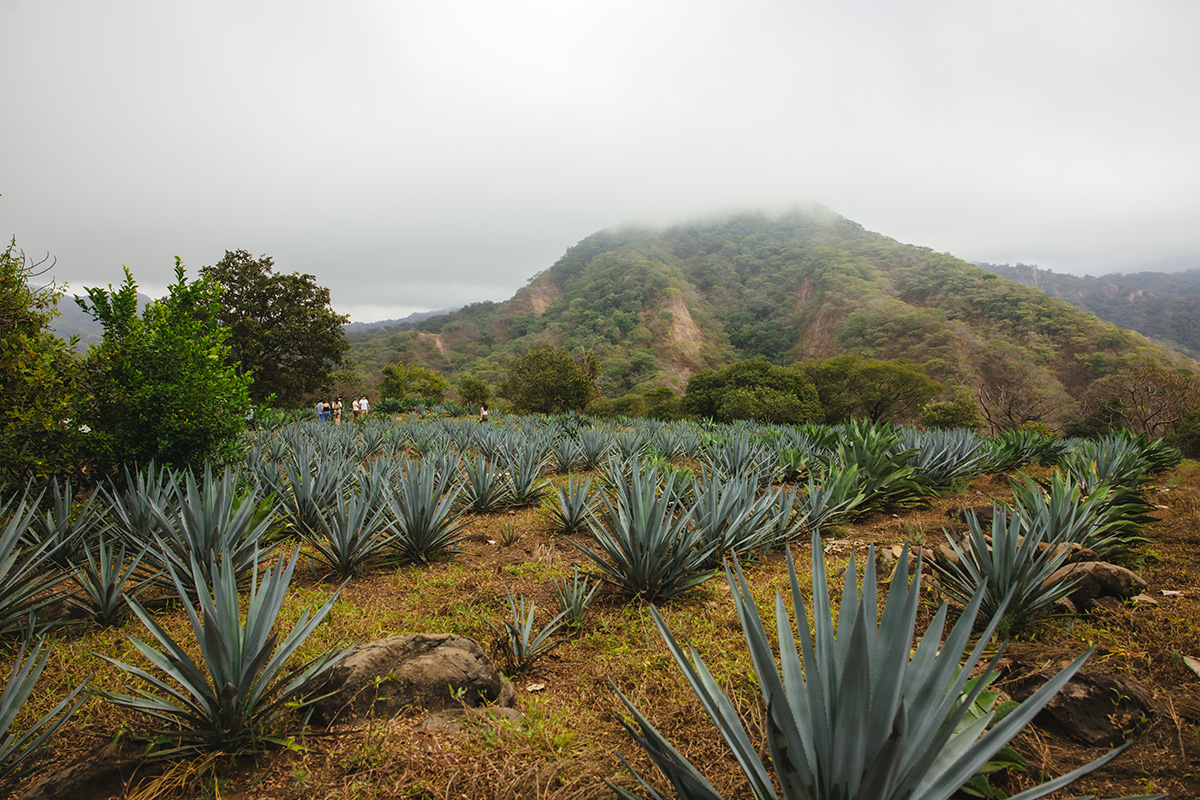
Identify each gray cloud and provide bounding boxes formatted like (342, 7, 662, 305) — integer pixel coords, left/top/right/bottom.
(3, 0, 1198, 321)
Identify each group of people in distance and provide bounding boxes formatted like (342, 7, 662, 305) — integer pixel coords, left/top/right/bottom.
(315, 395, 370, 424)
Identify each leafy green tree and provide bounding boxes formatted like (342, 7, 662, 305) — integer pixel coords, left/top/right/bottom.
(456, 373, 492, 406)
(201, 250, 349, 407)
(919, 386, 985, 431)
(682, 358, 821, 423)
(77, 260, 252, 472)
(0, 241, 82, 483)
(378, 361, 449, 404)
(796, 355, 941, 424)
(499, 345, 596, 414)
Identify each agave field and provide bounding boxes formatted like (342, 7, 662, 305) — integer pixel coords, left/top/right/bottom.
(0, 413, 1198, 799)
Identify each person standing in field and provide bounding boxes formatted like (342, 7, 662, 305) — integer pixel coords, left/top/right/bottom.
(332, 397, 343, 425)
(351, 396, 361, 422)
(480, 402, 489, 423)
(360, 395, 370, 416)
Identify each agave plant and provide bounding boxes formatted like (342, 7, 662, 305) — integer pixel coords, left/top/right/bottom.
(1007, 472, 1144, 561)
(501, 438, 552, 507)
(577, 427, 613, 470)
(386, 459, 470, 564)
(460, 454, 512, 513)
(902, 427, 991, 490)
(24, 478, 103, 568)
(99, 464, 181, 549)
(0, 631, 90, 792)
(611, 537, 1157, 800)
(148, 464, 277, 589)
(703, 435, 772, 481)
(830, 420, 927, 512)
(575, 461, 712, 602)
(486, 590, 569, 674)
(0, 493, 65, 635)
(554, 567, 599, 629)
(801, 468, 867, 531)
(937, 505, 1079, 633)
(68, 535, 155, 626)
(303, 491, 395, 578)
(550, 437, 583, 473)
(101, 548, 351, 750)
(276, 449, 348, 538)
(1061, 436, 1149, 491)
(987, 429, 1065, 473)
(687, 470, 785, 568)
(540, 473, 597, 536)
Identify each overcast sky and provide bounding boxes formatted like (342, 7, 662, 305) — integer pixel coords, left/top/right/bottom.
(4, 1, 1198, 322)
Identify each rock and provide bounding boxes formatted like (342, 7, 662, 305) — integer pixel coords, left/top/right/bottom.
(1036, 541, 1097, 563)
(932, 544, 961, 569)
(308, 634, 515, 726)
(1013, 672, 1154, 747)
(1045, 561, 1148, 610)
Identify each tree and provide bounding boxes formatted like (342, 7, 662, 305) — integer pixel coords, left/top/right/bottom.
(499, 345, 596, 414)
(378, 361, 448, 404)
(919, 386, 985, 431)
(681, 358, 821, 424)
(456, 373, 492, 406)
(795, 355, 941, 424)
(0, 240, 82, 483)
(77, 260, 252, 472)
(201, 250, 349, 407)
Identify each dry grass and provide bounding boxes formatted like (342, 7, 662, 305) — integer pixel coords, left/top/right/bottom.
(5, 462, 1200, 799)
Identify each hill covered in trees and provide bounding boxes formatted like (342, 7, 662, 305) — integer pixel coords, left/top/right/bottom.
(349, 208, 1198, 431)
(978, 262, 1200, 359)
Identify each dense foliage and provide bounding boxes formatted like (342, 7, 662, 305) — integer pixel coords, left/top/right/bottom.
(0, 241, 82, 484)
(499, 344, 597, 414)
(77, 262, 252, 472)
(202, 249, 349, 407)
(682, 358, 821, 424)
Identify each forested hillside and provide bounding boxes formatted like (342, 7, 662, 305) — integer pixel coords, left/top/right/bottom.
(979, 262, 1200, 358)
(349, 208, 1197, 430)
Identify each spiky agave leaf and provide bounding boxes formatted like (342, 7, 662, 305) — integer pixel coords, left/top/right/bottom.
(540, 473, 597, 536)
(101, 548, 351, 750)
(485, 590, 569, 674)
(575, 460, 712, 602)
(611, 535, 1158, 800)
(0, 492, 65, 635)
(303, 491, 394, 578)
(386, 459, 469, 564)
(0, 630, 90, 792)
(938, 505, 1079, 632)
(68, 535, 155, 626)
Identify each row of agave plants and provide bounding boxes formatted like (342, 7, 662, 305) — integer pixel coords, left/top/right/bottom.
(0, 413, 1181, 797)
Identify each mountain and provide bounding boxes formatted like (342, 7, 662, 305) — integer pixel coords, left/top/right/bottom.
(977, 263, 1200, 358)
(344, 307, 459, 335)
(347, 208, 1199, 428)
(49, 292, 152, 350)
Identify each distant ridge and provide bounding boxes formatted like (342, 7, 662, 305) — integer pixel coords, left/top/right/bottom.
(977, 262, 1200, 359)
(344, 307, 459, 334)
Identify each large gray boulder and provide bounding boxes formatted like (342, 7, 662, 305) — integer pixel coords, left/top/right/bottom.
(308, 633, 515, 726)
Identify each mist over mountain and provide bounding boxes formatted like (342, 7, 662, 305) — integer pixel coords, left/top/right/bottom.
(349, 208, 1197, 428)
